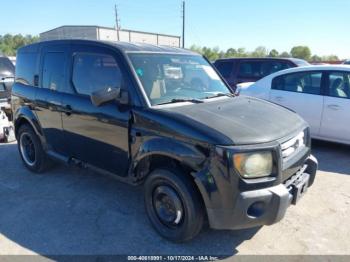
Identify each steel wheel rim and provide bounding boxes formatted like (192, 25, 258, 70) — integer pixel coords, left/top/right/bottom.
(152, 185, 184, 228)
(20, 133, 36, 166)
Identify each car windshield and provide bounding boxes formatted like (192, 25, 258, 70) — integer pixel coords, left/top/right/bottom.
(128, 53, 232, 105)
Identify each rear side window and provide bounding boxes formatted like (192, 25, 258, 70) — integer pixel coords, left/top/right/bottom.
(272, 71, 322, 95)
(238, 61, 263, 78)
(15, 53, 38, 85)
(238, 61, 291, 79)
(72, 53, 123, 96)
(263, 61, 291, 75)
(42, 52, 66, 91)
(215, 61, 234, 78)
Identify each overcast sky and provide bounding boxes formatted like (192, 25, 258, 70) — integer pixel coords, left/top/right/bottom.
(1, 0, 349, 58)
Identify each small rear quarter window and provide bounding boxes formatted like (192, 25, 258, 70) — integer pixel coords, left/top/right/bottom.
(15, 53, 38, 86)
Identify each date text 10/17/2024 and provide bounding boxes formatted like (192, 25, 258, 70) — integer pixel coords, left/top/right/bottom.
(127, 256, 220, 261)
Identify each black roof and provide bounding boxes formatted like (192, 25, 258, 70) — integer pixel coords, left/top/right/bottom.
(104, 41, 195, 54)
(215, 57, 307, 63)
(19, 39, 197, 55)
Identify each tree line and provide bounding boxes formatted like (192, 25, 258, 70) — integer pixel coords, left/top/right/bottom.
(189, 45, 340, 62)
(0, 34, 39, 56)
(0, 34, 341, 63)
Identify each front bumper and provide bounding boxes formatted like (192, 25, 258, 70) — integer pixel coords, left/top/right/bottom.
(207, 155, 318, 230)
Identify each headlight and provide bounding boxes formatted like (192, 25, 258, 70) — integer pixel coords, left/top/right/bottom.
(233, 151, 273, 179)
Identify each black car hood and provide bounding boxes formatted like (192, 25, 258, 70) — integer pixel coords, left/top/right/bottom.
(160, 96, 307, 145)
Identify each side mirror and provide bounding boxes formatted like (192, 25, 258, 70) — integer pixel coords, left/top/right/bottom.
(90, 87, 129, 107)
(91, 87, 121, 107)
(118, 89, 129, 105)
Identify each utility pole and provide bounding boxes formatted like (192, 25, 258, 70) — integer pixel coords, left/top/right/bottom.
(115, 4, 120, 41)
(182, 0, 185, 48)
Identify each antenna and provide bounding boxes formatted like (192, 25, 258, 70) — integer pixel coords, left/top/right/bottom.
(181, 1, 185, 48)
(115, 4, 120, 41)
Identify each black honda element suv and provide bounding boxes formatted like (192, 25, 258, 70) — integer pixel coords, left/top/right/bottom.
(12, 40, 318, 242)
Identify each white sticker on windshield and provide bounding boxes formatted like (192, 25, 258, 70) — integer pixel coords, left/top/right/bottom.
(202, 65, 220, 80)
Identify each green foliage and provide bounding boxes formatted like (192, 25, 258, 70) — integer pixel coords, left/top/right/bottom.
(311, 55, 322, 62)
(225, 48, 237, 57)
(310, 54, 339, 62)
(279, 51, 291, 58)
(321, 55, 339, 61)
(290, 46, 311, 60)
(189, 45, 338, 62)
(251, 46, 268, 58)
(189, 45, 223, 61)
(0, 34, 39, 56)
(236, 48, 247, 57)
(268, 49, 279, 57)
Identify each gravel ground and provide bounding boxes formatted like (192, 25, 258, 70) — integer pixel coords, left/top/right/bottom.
(0, 140, 349, 259)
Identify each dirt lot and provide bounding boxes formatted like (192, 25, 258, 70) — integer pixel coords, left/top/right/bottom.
(0, 140, 349, 258)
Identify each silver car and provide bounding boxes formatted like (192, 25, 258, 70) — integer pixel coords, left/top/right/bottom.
(0, 56, 15, 109)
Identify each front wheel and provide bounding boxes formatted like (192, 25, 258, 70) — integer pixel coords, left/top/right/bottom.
(144, 168, 205, 242)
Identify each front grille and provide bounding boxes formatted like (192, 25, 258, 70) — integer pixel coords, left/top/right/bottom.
(281, 131, 306, 160)
(283, 164, 307, 187)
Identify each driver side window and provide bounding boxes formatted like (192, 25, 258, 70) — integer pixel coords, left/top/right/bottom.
(72, 53, 123, 96)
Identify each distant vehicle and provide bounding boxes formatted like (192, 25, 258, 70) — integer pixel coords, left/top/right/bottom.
(12, 40, 317, 242)
(8, 56, 16, 66)
(343, 60, 350, 65)
(239, 65, 350, 145)
(0, 56, 15, 117)
(0, 109, 15, 143)
(213, 57, 309, 90)
(311, 62, 329, 65)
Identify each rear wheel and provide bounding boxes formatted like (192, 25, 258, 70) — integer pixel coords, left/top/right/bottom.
(17, 124, 52, 173)
(144, 168, 205, 242)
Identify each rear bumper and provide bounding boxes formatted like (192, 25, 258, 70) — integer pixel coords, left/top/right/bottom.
(207, 154, 318, 230)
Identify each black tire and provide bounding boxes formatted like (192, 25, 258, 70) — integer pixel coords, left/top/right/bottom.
(144, 168, 205, 242)
(17, 124, 52, 173)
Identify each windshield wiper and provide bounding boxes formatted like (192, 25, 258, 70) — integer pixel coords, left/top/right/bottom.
(158, 98, 204, 105)
(205, 92, 235, 99)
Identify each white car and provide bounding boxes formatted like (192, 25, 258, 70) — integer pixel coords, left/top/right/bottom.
(239, 65, 350, 145)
